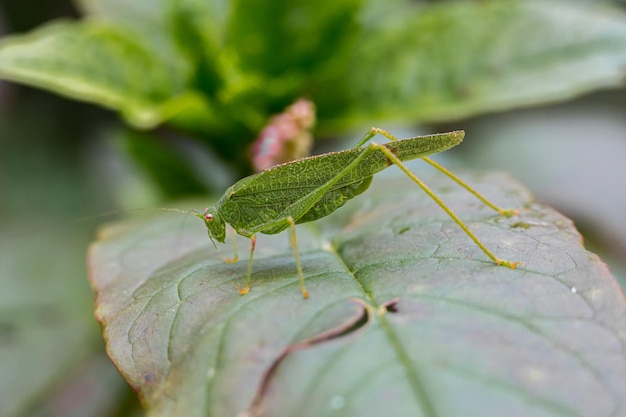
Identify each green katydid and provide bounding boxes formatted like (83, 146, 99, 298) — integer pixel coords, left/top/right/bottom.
(195, 128, 521, 298)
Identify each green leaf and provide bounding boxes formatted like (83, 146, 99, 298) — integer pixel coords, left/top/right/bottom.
(318, 0, 626, 127)
(0, 20, 194, 128)
(5, 1, 626, 149)
(227, 0, 362, 77)
(76, 0, 230, 70)
(75, 0, 171, 25)
(88, 172, 626, 416)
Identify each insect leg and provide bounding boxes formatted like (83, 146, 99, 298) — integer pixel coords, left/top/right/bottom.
(245, 217, 310, 298)
(421, 157, 518, 217)
(364, 128, 518, 217)
(369, 141, 522, 269)
(352, 127, 397, 148)
(238, 235, 256, 295)
(287, 217, 308, 299)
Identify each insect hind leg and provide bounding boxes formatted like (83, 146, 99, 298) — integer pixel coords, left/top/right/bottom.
(369, 141, 522, 269)
(421, 157, 518, 218)
(352, 127, 401, 148)
(361, 128, 518, 217)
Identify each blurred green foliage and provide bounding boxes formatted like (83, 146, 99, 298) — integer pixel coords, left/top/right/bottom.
(2, 0, 626, 196)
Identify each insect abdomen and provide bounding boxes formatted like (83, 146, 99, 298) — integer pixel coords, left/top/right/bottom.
(296, 176, 373, 225)
(386, 130, 464, 162)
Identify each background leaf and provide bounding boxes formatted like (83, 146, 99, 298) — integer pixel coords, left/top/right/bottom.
(89, 173, 626, 416)
(0, 19, 193, 128)
(319, 0, 626, 127)
(75, 0, 170, 25)
(227, 0, 361, 77)
(3, 1, 626, 152)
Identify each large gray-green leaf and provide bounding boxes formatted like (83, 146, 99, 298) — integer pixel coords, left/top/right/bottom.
(318, 0, 626, 126)
(88, 172, 626, 417)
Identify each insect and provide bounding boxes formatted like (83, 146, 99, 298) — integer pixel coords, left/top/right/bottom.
(196, 128, 521, 298)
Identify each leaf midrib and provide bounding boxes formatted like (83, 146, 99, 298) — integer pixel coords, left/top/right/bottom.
(311, 223, 439, 417)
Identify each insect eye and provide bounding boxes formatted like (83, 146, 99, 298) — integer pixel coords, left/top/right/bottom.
(203, 209, 214, 222)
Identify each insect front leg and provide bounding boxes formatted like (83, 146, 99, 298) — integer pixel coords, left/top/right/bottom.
(244, 217, 309, 299)
(238, 235, 256, 295)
